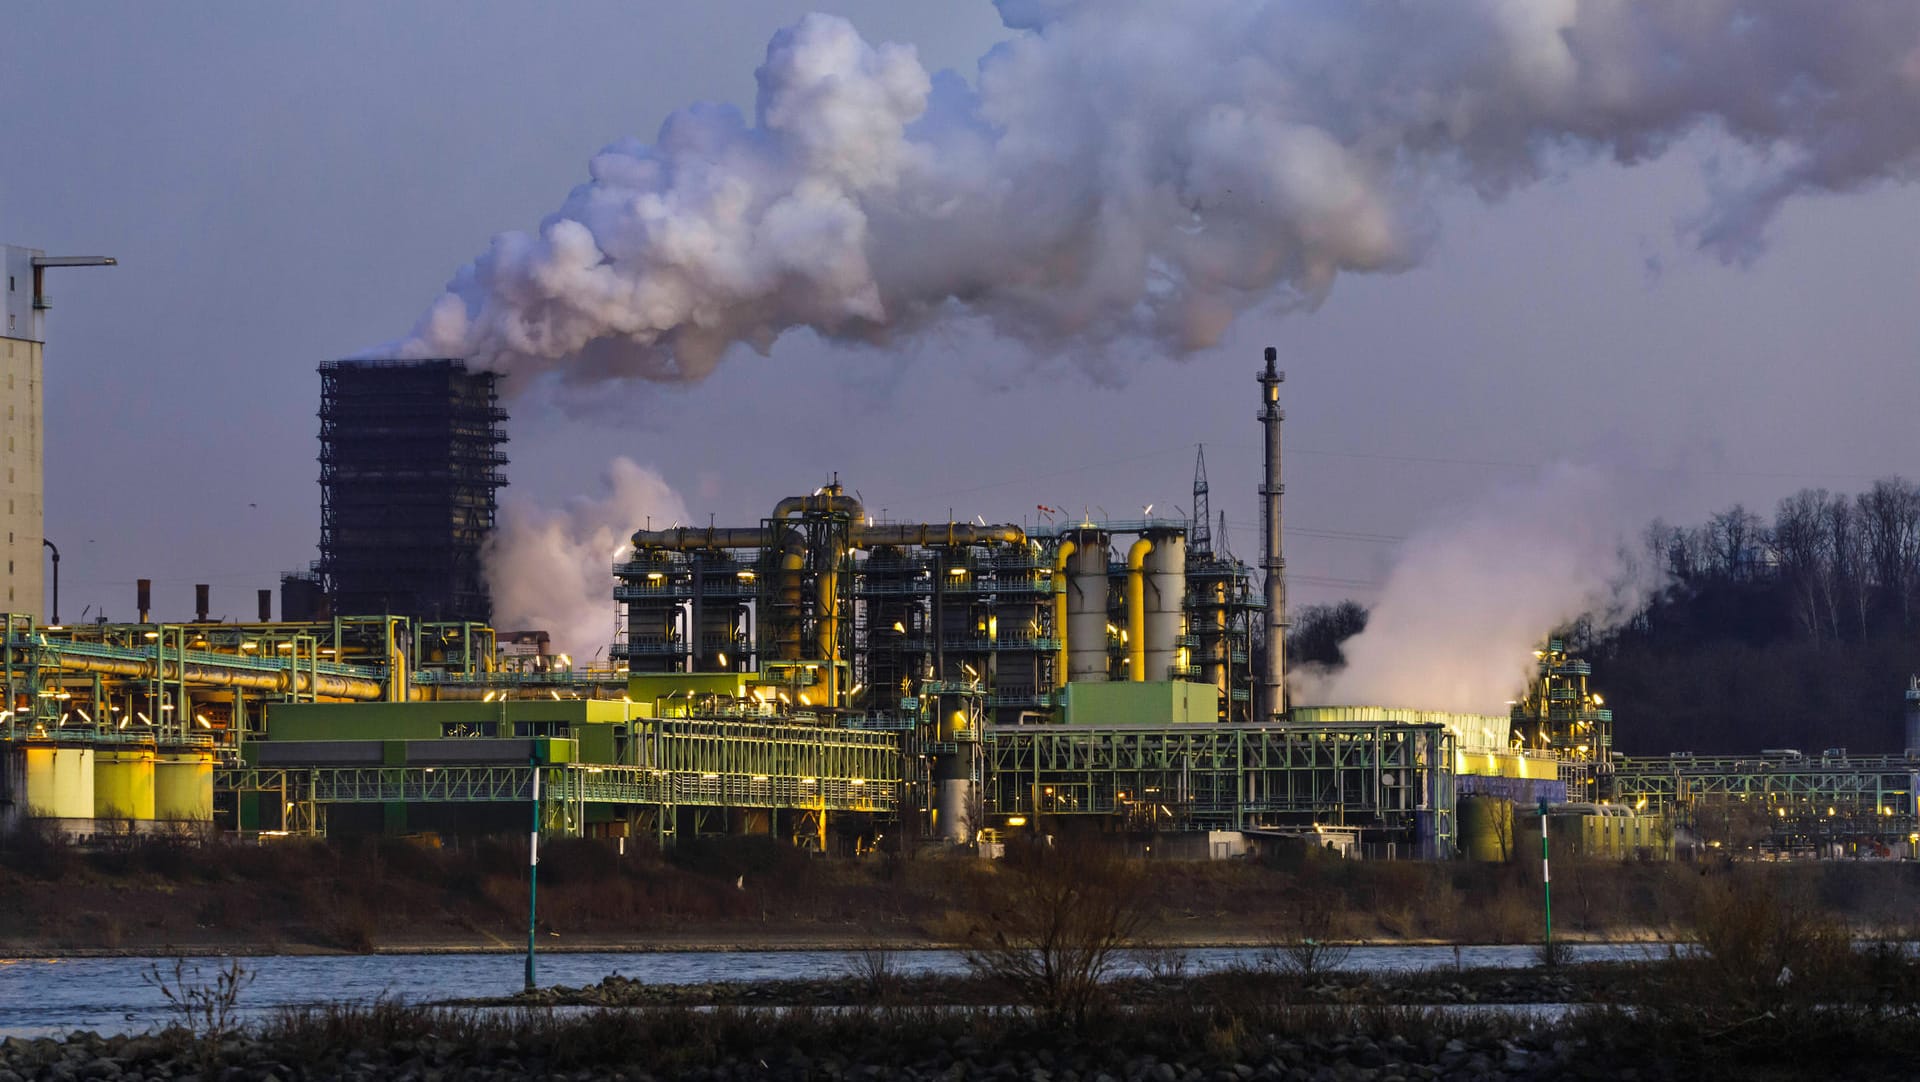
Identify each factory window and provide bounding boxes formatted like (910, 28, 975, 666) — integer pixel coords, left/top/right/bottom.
(442, 721, 499, 738)
(512, 721, 571, 739)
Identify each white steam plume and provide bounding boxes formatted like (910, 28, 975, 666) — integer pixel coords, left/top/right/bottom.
(375, 1, 1920, 387)
(1303, 464, 1656, 714)
(484, 457, 689, 662)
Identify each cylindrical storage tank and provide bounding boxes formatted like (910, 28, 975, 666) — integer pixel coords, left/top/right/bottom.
(155, 748, 215, 821)
(94, 748, 157, 820)
(1143, 529, 1187, 682)
(933, 754, 973, 844)
(1457, 796, 1515, 862)
(24, 745, 96, 819)
(1066, 531, 1112, 683)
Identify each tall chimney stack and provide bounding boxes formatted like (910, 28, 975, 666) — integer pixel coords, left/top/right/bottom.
(136, 579, 151, 624)
(194, 584, 210, 623)
(1905, 676, 1920, 759)
(1258, 346, 1287, 720)
(257, 589, 272, 622)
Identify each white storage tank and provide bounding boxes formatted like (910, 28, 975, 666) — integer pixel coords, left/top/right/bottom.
(1143, 529, 1186, 682)
(1066, 530, 1112, 683)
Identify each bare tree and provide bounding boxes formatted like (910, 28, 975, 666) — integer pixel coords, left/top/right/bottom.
(1824, 493, 1871, 640)
(1772, 490, 1833, 642)
(961, 839, 1151, 1022)
(1858, 477, 1920, 628)
(1707, 505, 1765, 582)
(1259, 888, 1353, 975)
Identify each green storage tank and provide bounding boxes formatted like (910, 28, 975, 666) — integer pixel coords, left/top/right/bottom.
(1457, 796, 1515, 862)
(155, 749, 214, 821)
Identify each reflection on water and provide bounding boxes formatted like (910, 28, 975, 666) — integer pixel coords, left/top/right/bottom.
(0, 943, 1659, 1038)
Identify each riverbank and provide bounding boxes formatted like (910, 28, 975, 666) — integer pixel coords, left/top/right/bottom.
(7, 954, 1919, 1082)
(4, 832, 1916, 958)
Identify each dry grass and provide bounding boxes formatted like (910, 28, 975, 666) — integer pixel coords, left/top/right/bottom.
(1, 824, 1917, 954)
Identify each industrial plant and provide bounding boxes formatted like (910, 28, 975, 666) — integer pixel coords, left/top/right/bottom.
(1, 300, 1915, 860)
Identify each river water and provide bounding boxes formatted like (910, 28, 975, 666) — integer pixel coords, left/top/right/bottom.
(0, 944, 1662, 1037)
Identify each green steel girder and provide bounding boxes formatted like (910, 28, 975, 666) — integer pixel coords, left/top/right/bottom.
(984, 722, 1454, 851)
(1612, 755, 1919, 814)
(1611, 755, 1919, 846)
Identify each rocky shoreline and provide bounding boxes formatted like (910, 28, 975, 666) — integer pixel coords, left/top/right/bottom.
(0, 1023, 1613, 1082)
(4, 952, 1915, 1081)
(489, 966, 1604, 1010)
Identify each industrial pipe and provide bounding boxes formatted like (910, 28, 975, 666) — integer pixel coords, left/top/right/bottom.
(630, 522, 1026, 552)
(1051, 540, 1075, 690)
(1125, 538, 1153, 681)
(853, 524, 1026, 548)
(36, 650, 385, 700)
(629, 526, 775, 550)
(41, 540, 59, 625)
(771, 491, 864, 523)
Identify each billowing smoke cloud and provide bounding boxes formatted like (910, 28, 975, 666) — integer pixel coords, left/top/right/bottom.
(484, 457, 689, 661)
(376, 0, 1920, 388)
(1302, 464, 1656, 714)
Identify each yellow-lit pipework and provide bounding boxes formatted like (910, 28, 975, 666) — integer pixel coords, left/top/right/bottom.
(1052, 539, 1076, 690)
(1126, 537, 1153, 682)
(816, 542, 842, 706)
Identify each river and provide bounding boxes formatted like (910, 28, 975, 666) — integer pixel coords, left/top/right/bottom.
(0, 943, 1664, 1037)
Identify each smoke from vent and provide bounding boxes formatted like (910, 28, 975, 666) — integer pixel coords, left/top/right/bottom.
(375, 0, 1920, 387)
(1300, 464, 1656, 715)
(484, 457, 689, 662)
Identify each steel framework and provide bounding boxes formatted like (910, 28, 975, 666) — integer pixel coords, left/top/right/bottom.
(317, 359, 507, 623)
(1612, 753, 1919, 850)
(217, 717, 902, 840)
(985, 721, 1454, 855)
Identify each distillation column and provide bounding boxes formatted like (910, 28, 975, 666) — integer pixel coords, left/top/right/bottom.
(1066, 529, 1112, 683)
(1143, 528, 1186, 683)
(1258, 346, 1287, 719)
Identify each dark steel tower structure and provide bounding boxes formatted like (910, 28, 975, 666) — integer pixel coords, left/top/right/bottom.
(317, 359, 507, 622)
(1190, 445, 1212, 556)
(1257, 346, 1287, 720)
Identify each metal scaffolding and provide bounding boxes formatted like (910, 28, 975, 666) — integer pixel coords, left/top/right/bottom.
(317, 359, 507, 623)
(985, 721, 1455, 855)
(1612, 752, 1919, 852)
(217, 717, 902, 840)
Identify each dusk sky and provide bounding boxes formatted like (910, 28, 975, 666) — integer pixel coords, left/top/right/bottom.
(5, 1, 1917, 639)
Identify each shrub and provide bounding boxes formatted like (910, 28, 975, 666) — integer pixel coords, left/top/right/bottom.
(959, 839, 1151, 1023)
(1688, 870, 1852, 1009)
(144, 958, 254, 1053)
(1258, 888, 1352, 976)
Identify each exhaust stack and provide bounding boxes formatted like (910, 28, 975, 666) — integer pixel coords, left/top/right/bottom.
(1258, 346, 1287, 719)
(136, 579, 151, 624)
(194, 584, 210, 623)
(1906, 677, 1919, 758)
